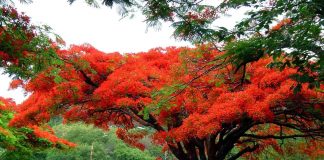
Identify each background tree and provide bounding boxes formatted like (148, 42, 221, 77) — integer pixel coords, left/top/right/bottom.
(33, 123, 160, 160)
(9, 44, 323, 159)
(0, 4, 63, 80)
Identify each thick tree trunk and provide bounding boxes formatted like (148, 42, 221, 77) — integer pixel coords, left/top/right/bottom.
(167, 119, 255, 160)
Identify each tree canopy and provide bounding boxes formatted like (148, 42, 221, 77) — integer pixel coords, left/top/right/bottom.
(8, 44, 323, 159)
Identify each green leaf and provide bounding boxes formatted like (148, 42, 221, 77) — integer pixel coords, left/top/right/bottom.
(54, 75, 64, 84)
(293, 84, 302, 94)
(0, 101, 5, 106)
(215, 80, 224, 87)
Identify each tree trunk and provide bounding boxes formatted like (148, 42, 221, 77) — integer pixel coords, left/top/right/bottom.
(90, 142, 94, 160)
(167, 120, 255, 160)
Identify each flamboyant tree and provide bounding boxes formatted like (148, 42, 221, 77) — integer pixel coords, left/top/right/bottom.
(1, 1, 323, 159)
(9, 44, 323, 159)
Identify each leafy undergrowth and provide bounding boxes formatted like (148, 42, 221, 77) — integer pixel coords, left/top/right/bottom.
(28, 122, 162, 160)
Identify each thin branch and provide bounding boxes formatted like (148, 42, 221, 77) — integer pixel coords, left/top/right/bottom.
(166, 62, 225, 101)
(127, 108, 165, 131)
(271, 121, 323, 133)
(228, 144, 259, 160)
(60, 58, 99, 87)
(243, 133, 323, 140)
(79, 69, 99, 87)
(124, 108, 155, 128)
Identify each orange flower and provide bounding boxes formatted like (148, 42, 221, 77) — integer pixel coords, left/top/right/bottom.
(9, 79, 23, 90)
(271, 18, 292, 31)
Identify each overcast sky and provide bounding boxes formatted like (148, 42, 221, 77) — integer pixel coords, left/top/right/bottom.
(15, 0, 192, 53)
(0, 0, 247, 103)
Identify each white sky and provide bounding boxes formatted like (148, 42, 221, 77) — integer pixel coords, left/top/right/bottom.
(14, 0, 192, 53)
(0, 0, 248, 104)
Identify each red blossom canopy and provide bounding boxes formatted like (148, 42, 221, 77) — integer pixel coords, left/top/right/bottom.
(9, 44, 324, 159)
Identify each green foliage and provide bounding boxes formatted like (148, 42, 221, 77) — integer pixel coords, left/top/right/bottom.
(113, 143, 153, 160)
(0, 109, 52, 160)
(143, 83, 185, 118)
(0, 5, 64, 80)
(224, 37, 265, 67)
(34, 123, 157, 160)
(219, 0, 323, 89)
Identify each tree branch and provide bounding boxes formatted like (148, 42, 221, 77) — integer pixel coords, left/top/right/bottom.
(60, 58, 99, 87)
(243, 133, 323, 140)
(79, 69, 99, 87)
(228, 144, 259, 160)
(127, 108, 164, 131)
